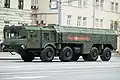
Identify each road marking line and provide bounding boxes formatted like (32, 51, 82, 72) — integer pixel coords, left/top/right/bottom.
(1, 67, 120, 75)
(14, 76, 49, 79)
(0, 70, 63, 75)
(1, 76, 49, 79)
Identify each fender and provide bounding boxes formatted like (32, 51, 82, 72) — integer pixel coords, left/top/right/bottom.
(44, 43, 56, 49)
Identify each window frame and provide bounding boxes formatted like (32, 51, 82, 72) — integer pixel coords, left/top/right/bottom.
(77, 16, 81, 26)
(115, 3, 118, 12)
(78, 0, 82, 7)
(18, 0, 24, 9)
(83, 17, 87, 26)
(111, 2, 114, 12)
(95, 0, 99, 9)
(67, 15, 72, 25)
(4, 0, 10, 8)
(100, 19, 103, 27)
(83, 0, 87, 8)
(68, 0, 72, 5)
(95, 18, 99, 27)
(100, 0, 104, 10)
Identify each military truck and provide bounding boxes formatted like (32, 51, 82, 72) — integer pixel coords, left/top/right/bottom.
(3, 25, 117, 62)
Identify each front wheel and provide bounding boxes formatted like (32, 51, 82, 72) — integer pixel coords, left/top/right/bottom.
(100, 47, 111, 61)
(40, 46, 55, 62)
(21, 51, 35, 62)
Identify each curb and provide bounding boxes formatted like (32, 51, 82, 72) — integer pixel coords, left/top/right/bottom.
(0, 52, 21, 60)
(0, 53, 119, 60)
(0, 58, 21, 60)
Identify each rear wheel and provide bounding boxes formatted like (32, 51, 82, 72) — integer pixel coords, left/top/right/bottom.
(40, 46, 55, 62)
(21, 51, 35, 62)
(100, 47, 111, 61)
(82, 47, 99, 61)
(59, 46, 73, 62)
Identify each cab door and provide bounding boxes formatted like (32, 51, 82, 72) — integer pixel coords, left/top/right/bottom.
(27, 30, 41, 48)
(41, 29, 55, 48)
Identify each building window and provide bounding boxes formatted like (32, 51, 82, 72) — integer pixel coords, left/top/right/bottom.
(49, 0, 58, 9)
(83, 0, 87, 7)
(32, 0, 38, 6)
(67, 15, 72, 25)
(100, 19, 103, 27)
(77, 16, 81, 26)
(100, 0, 104, 9)
(114, 21, 118, 30)
(78, 0, 82, 7)
(95, 18, 98, 27)
(110, 2, 119, 12)
(35, 0, 38, 5)
(4, 20, 10, 24)
(110, 20, 118, 30)
(68, 0, 72, 5)
(110, 20, 114, 30)
(115, 3, 118, 12)
(18, 0, 24, 9)
(34, 14, 37, 18)
(96, 0, 99, 9)
(111, 2, 114, 11)
(4, 0, 10, 8)
(36, 21, 39, 25)
(83, 17, 87, 26)
(95, 0, 104, 10)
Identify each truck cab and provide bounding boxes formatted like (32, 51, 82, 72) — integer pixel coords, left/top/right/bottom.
(3, 25, 27, 52)
(3, 25, 57, 62)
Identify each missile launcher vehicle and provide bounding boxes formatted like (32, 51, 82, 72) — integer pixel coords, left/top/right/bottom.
(3, 25, 117, 62)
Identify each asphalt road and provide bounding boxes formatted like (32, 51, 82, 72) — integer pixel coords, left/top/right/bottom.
(0, 55, 120, 80)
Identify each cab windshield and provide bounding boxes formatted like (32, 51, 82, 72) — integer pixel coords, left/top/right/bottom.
(4, 26, 27, 39)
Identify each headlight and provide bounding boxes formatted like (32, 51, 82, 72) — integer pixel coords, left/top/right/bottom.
(21, 45, 26, 49)
(11, 33, 15, 37)
(2, 45, 5, 49)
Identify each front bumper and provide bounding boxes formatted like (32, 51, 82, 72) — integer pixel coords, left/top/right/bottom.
(3, 39, 26, 52)
(2, 45, 22, 52)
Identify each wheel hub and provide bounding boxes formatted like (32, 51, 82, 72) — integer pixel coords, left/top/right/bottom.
(106, 52, 110, 57)
(66, 52, 70, 57)
(47, 52, 52, 57)
(93, 51, 97, 57)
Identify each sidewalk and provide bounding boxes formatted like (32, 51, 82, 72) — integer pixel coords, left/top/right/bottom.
(0, 52, 21, 60)
(0, 52, 119, 60)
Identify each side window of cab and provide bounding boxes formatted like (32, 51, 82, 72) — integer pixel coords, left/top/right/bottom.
(44, 33, 50, 40)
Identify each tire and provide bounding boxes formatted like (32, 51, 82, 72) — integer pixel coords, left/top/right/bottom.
(82, 54, 88, 61)
(100, 47, 111, 61)
(71, 53, 80, 61)
(21, 51, 35, 62)
(82, 47, 99, 61)
(40, 46, 55, 62)
(59, 46, 73, 62)
(0, 43, 3, 52)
